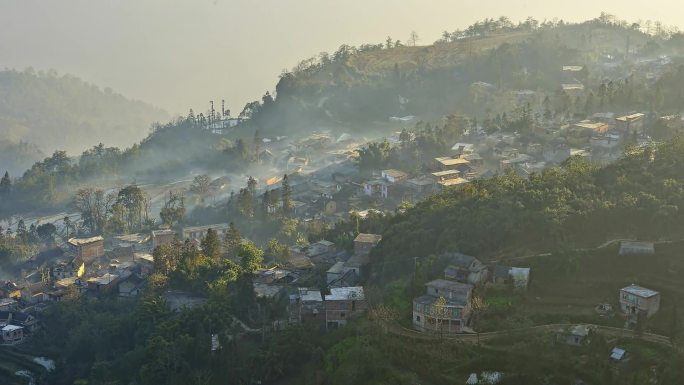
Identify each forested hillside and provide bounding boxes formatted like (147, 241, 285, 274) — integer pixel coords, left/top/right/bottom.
(372, 138, 684, 282)
(236, 16, 684, 136)
(0, 69, 169, 174)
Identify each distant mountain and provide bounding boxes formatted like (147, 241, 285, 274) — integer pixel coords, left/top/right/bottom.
(0, 139, 44, 176)
(0, 68, 170, 173)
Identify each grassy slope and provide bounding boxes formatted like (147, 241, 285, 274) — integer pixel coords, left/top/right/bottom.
(482, 241, 684, 337)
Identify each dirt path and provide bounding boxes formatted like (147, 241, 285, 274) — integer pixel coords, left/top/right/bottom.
(384, 321, 675, 348)
(495, 238, 684, 264)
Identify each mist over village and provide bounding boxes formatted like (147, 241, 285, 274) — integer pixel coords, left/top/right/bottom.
(2, 2, 684, 384)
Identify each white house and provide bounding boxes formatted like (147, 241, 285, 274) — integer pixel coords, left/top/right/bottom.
(1, 324, 24, 345)
(381, 169, 408, 184)
(619, 284, 660, 319)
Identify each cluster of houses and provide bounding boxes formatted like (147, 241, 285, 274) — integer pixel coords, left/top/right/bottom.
(412, 240, 665, 335)
(0, 232, 157, 343)
(252, 233, 382, 330)
(0, 211, 388, 343)
(361, 144, 480, 205)
(413, 253, 530, 334)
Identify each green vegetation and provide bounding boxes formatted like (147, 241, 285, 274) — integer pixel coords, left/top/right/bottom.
(489, 241, 684, 338)
(0, 117, 253, 218)
(10, 13, 684, 385)
(238, 15, 684, 139)
(373, 137, 684, 281)
(31, 235, 297, 385)
(0, 347, 50, 385)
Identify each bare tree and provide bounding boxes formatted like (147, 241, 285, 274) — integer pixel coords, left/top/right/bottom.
(73, 188, 115, 234)
(429, 296, 450, 338)
(190, 175, 212, 204)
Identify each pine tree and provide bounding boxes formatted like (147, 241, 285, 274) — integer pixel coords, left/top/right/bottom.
(223, 222, 242, 258)
(236, 138, 248, 161)
(237, 188, 254, 218)
(247, 176, 257, 198)
(16, 219, 27, 243)
(201, 228, 221, 261)
(63, 216, 72, 240)
(253, 130, 262, 163)
(261, 190, 271, 216)
(281, 174, 292, 217)
(0, 171, 11, 196)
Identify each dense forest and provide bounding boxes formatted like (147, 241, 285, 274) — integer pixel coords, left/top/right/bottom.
(0, 69, 169, 174)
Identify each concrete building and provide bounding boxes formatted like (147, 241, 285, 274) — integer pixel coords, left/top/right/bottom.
(151, 229, 177, 249)
(353, 233, 382, 255)
(324, 286, 366, 329)
(443, 253, 488, 286)
(615, 113, 645, 134)
(1, 324, 24, 345)
(413, 279, 473, 334)
(293, 288, 324, 323)
(619, 284, 660, 319)
(182, 224, 229, 243)
(67, 236, 105, 262)
(381, 169, 409, 184)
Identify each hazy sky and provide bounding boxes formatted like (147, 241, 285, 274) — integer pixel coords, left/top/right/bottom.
(1, 0, 682, 115)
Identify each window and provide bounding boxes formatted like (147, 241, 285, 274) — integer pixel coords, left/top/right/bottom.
(416, 316, 421, 322)
(340, 312, 346, 318)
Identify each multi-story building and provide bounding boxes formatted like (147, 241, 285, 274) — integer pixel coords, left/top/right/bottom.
(619, 284, 660, 319)
(67, 236, 105, 262)
(324, 286, 366, 329)
(353, 233, 382, 255)
(615, 113, 645, 134)
(413, 279, 473, 334)
(151, 229, 177, 249)
(182, 224, 229, 243)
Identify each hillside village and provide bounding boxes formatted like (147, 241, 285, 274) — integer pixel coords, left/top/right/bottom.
(3, 14, 684, 385)
(0, 98, 672, 363)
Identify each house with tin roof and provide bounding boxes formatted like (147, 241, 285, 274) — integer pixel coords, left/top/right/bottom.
(443, 253, 488, 286)
(324, 286, 366, 329)
(619, 284, 660, 319)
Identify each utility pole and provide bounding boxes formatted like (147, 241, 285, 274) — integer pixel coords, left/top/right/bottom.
(625, 35, 631, 61)
(209, 100, 214, 126)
